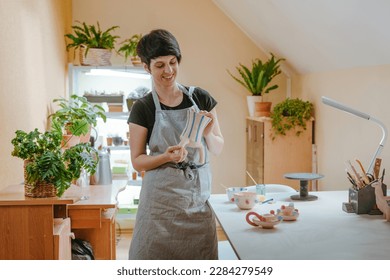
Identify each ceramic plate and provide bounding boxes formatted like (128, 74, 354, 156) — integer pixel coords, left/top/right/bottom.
(252, 217, 281, 229)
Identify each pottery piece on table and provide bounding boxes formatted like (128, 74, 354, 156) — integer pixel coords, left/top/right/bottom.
(246, 210, 282, 229)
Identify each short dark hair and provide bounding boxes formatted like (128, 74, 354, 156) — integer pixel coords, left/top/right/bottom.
(136, 29, 182, 67)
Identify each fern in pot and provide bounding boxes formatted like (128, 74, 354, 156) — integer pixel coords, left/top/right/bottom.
(227, 53, 285, 117)
(65, 21, 120, 66)
(11, 126, 98, 198)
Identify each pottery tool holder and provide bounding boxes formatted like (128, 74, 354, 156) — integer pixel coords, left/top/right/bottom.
(347, 182, 387, 214)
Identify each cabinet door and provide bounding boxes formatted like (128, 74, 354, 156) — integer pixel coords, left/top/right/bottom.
(53, 218, 72, 260)
(263, 120, 313, 189)
(246, 119, 264, 185)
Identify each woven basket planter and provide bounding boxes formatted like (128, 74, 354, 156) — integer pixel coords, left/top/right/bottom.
(24, 160, 57, 198)
(79, 46, 112, 66)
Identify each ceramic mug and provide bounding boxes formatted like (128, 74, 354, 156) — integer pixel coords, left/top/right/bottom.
(233, 191, 258, 210)
(226, 187, 248, 202)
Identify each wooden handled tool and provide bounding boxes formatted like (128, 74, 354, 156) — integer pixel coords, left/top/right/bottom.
(373, 158, 382, 179)
(355, 159, 370, 185)
(346, 160, 364, 189)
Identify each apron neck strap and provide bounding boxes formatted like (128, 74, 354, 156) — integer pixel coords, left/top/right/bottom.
(152, 83, 197, 110)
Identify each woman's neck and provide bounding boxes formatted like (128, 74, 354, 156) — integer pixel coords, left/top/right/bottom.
(154, 83, 183, 107)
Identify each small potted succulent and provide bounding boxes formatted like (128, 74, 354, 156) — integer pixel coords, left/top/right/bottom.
(11, 127, 98, 197)
(64, 21, 120, 66)
(117, 34, 143, 66)
(270, 98, 313, 139)
(227, 53, 285, 117)
(48, 95, 106, 146)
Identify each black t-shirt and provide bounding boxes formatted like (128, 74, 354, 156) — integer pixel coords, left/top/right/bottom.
(128, 86, 217, 144)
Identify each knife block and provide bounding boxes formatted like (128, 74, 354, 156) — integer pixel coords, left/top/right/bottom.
(348, 183, 387, 214)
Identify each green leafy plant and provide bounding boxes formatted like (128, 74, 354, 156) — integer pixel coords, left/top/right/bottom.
(64, 21, 120, 57)
(11, 128, 98, 197)
(48, 95, 106, 137)
(270, 98, 313, 138)
(227, 53, 285, 96)
(117, 34, 142, 61)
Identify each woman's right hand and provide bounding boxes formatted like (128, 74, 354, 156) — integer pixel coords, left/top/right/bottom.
(165, 145, 187, 163)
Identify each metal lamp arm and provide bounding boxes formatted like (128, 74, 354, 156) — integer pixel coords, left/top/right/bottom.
(321, 96, 387, 175)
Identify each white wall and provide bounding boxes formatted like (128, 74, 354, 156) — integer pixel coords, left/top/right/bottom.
(299, 65, 390, 190)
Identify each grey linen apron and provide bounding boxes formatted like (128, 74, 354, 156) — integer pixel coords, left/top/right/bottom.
(128, 84, 218, 260)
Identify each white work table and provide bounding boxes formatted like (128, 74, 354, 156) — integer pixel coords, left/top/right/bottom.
(209, 191, 390, 260)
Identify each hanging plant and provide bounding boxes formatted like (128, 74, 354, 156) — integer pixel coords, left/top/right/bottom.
(270, 98, 313, 139)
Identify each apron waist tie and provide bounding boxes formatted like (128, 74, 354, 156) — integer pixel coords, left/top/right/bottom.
(175, 161, 206, 170)
(162, 161, 207, 181)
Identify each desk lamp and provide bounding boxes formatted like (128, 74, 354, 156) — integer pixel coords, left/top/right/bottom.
(321, 96, 387, 174)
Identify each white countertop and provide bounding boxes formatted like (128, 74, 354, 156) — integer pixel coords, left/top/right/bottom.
(209, 191, 390, 260)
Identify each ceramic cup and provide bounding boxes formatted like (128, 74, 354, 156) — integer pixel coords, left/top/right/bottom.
(234, 191, 258, 210)
(226, 187, 248, 202)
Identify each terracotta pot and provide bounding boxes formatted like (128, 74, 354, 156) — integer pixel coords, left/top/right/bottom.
(62, 134, 80, 149)
(246, 95, 263, 117)
(254, 102, 272, 117)
(79, 126, 92, 143)
(131, 56, 142, 66)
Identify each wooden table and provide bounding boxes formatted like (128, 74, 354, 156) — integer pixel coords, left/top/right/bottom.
(0, 180, 127, 260)
(209, 191, 390, 260)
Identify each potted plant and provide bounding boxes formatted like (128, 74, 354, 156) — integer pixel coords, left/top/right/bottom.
(65, 21, 120, 66)
(48, 95, 107, 146)
(11, 128, 98, 197)
(270, 98, 313, 139)
(117, 34, 143, 66)
(227, 53, 285, 117)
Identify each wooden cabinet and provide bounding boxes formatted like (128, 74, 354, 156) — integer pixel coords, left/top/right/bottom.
(53, 218, 72, 260)
(246, 117, 313, 190)
(0, 200, 73, 260)
(0, 180, 126, 260)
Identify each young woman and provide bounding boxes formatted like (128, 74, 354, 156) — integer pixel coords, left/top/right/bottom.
(128, 29, 224, 260)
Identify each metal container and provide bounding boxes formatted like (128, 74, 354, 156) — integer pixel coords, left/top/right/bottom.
(90, 148, 112, 185)
(348, 183, 387, 214)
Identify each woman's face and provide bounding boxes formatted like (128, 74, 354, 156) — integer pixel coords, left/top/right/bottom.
(147, 55, 179, 88)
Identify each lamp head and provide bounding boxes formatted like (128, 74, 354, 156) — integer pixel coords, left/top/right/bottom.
(321, 96, 370, 120)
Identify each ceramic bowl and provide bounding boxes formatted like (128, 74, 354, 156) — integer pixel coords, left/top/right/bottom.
(233, 191, 258, 210)
(226, 187, 248, 202)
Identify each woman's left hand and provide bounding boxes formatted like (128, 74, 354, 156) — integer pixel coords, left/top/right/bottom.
(199, 110, 214, 136)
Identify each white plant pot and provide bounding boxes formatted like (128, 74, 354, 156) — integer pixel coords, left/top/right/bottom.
(246, 95, 263, 117)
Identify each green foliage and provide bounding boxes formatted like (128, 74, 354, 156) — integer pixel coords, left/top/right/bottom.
(48, 94, 106, 137)
(11, 129, 98, 197)
(117, 34, 142, 61)
(270, 98, 313, 139)
(227, 53, 285, 96)
(64, 21, 120, 57)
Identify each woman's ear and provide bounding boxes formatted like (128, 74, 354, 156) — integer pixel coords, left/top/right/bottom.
(143, 63, 151, 74)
